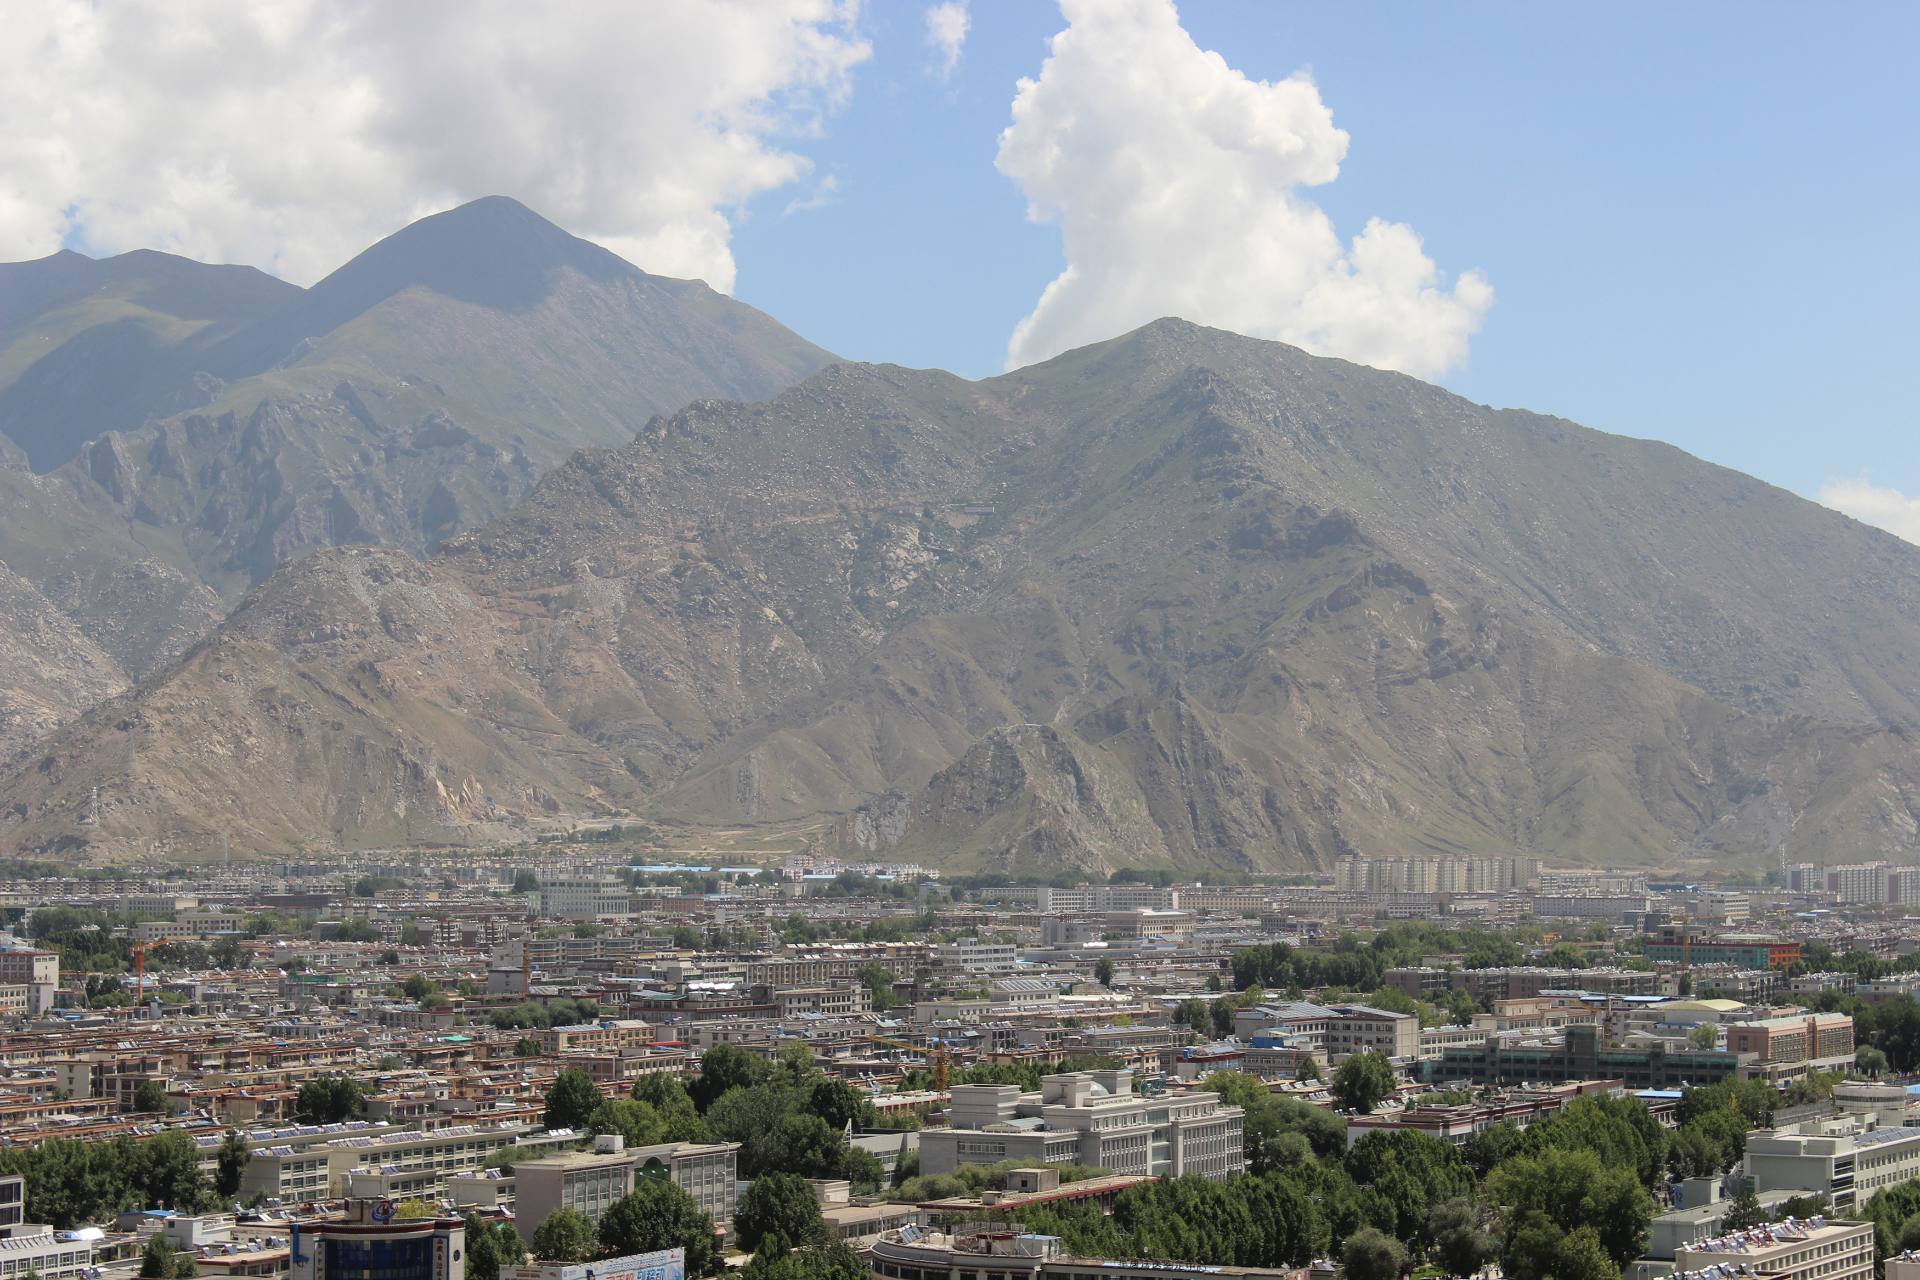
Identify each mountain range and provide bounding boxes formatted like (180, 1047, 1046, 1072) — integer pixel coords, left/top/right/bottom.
(0, 198, 832, 758)
(2, 278, 1917, 870)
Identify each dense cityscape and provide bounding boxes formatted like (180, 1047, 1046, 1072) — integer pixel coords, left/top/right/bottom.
(1, 850, 1919, 1280)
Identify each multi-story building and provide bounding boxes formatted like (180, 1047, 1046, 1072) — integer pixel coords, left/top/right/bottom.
(0, 947, 57, 1016)
(1319, 1004, 1419, 1061)
(769, 986, 871, 1019)
(536, 876, 631, 920)
(1335, 856, 1536, 894)
(503, 1249, 686, 1280)
(1420, 1024, 1739, 1090)
(918, 1070, 1243, 1181)
(1537, 870, 1650, 895)
(1827, 863, 1893, 905)
(936, 941, 1021, 974)
(1233, 1002, 1417, 1061)
(516, 1139, 740, 1236)
(1746, 1125, 1920, 1209)
(242, 1144, 335, 1204)
(632, 1142, 739, 1229)
(870, 1224, 1302, 1280)
(1725, 1013, 1855, 1081)
(540, 1021, 656, 1055)
(1529, 895, 1650, 920)
(0, 1228, 95, 1280)
(1672, 1217, 1872, 1280)
(1889, 868, 1920, 908)
(288, 1200, 465, 1280)
(238, 1122, 534, 1204)
(515, 1143, 637, 1235)
(1642, 927, 1800, 971)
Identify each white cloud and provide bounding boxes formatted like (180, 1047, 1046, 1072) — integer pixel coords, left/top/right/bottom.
(925, 2, 970, 78)
(1819, 477, 1920, 546)
(0, 1, 870, 291)
(996, 0, 1491, 375)
(783, 175, 841, 216)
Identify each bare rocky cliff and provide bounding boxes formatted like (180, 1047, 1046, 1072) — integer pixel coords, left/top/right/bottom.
(5, 320, 1918, 870)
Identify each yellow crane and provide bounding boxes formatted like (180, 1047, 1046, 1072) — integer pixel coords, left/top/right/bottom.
(871, 1033, 950, 1091)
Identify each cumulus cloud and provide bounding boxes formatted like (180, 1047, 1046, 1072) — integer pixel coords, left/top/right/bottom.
(1819, 478, 1920, 546)
(997, 0, 1491, 375)
(925, 2, 970, 78)
(0, 1, 869, 291)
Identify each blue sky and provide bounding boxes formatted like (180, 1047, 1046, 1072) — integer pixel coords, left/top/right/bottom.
(726, 3, 1920, 520)
(8, 1, 1915, 533)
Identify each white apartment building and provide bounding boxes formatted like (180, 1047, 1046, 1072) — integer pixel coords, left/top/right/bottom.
(1234, 1001, 1417, 1061)
(1827, 862, 1892, 904)
(917, 1070, 1243, 1181)
(0, 1228, 94, 1280)
(0, 947, 57, 1016)
(1334, 856, 1538, 894)
(1673, 1217, 1872, 1280)
(515, 1138, 739, 1235)
(537, 876, 632, 920)
(243, 1121, 534, 1203)
(937, 940, 1021, 974)
(1746, 1125, 1920, 1209)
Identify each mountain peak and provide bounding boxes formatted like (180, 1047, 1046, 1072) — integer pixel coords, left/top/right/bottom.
(209, 195, 640, 376)
(329, 195, 636, 306)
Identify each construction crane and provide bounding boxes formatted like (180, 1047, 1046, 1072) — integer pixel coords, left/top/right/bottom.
(131, 942, 150, 1008)
(871, 1033, 950, 1091)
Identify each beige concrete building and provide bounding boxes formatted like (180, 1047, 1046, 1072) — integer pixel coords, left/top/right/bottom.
(918, 1070, 1242, 1181)
(1673, 1217, 1871, 1280)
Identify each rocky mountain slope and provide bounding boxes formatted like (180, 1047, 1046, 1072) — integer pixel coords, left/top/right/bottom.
(5, 320, 1918, 871)
(0, 197, 834, 757)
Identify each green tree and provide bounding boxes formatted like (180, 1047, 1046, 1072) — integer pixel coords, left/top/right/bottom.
(1688, 1022, 1719, 1049)
(1093, 957, 1115, 987)
(1343, 1129, 1472, 1247)
(691, 1043, 770, 1112)
(463, 1215, 501, 1280)
(1552, 1226, 1621, 1280)
(1331, 1052, 1396, 1114)
(630, 1075, 707, 1140)
(294, 1075, 365, 1124)
(132, 1080, 170, 1114)
(1858, 1045, 1891, 1076)
(401, 974, 437, 1001)
(738, 1242, 867, 1280)
(1429, 1198, 1494, 1277)
(1339, 1226, 1405, 1280)
(140, 1236, 195, 1279)
(1487, 1147, 1650, 1270)
(807, 1077, 876, 1132)
(598, 1182, 717, 1275)
(530, 1208, 597, 1264)
(1542, 943, 1590, 970)
(857, 962, 900, 1012)
(1721, 1184, 1766, 1231)
(1172, 998, 1212, 1038)
(137, 1130, 214, 1213)
(587, 1099, 667, 1148)
(543, 1069, 605, 1131)
(214, 1131, 250, 1199)
(736, 1171, 827, 1254)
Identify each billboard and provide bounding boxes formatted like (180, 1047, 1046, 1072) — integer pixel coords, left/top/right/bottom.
(549, 1249, 685, 1280)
